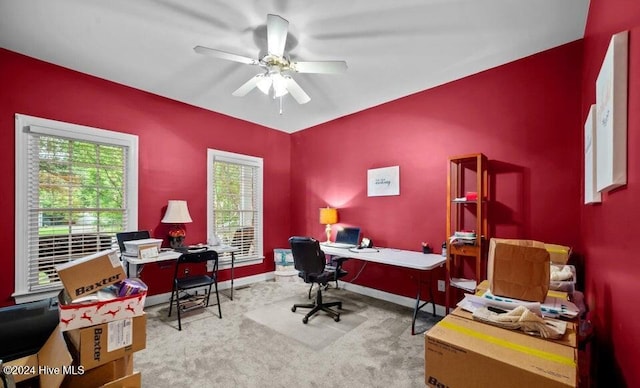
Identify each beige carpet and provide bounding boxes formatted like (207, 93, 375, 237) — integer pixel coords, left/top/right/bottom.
(136, 281, 440, 388)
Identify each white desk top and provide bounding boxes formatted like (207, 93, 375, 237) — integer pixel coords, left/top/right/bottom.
(122, 244, 238, 265)
(320, 244, 445, 270)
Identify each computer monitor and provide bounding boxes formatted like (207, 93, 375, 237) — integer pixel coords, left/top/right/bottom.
(335, 227, 361, 246)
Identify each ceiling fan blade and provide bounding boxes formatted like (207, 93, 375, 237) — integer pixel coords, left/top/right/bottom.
(284, 77, 310, 104)
(193, 46, 258, 65)
(293, 61, 348, 74)
(267, 14, 288, 57)
(232, 75, 263, 97)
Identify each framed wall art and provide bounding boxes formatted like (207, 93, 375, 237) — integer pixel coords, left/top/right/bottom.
(367, 166, 400, 197)
(595, 30, 628, 193)
(584, 104, 601, 204)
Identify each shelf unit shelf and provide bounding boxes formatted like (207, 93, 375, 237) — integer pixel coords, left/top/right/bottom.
(445, 153, 489, 313)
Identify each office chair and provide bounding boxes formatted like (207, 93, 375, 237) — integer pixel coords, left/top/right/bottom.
(168, 250, 221, 331)
(289, 236, 348, 324)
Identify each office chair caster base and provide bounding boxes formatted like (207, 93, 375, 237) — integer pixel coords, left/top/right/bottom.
(334, 315, 340, 322)
(292, 306, 297, 312)
(302, 317, 309, 324)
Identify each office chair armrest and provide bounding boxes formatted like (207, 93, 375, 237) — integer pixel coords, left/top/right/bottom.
(328, 256, 349, 268)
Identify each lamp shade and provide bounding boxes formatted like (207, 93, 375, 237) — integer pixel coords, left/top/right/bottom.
(319, 207, 338, 225)
(161, 200, 193, 223)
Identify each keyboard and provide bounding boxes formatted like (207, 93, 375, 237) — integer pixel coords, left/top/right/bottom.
(322, 242, 357, 249)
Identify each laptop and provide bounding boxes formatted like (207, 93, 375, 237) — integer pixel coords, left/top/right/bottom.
(323, 227, 361, 248)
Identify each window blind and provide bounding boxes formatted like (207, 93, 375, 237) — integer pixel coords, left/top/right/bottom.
(212, 158, 260, 263)
(26, 133, 128, 292)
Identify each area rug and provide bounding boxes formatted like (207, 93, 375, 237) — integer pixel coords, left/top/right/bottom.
(245, 295, 367, 350)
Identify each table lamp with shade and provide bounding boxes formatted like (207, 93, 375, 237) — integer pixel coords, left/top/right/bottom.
(319, 207, 338, 243)
(161, 200, 193, 249)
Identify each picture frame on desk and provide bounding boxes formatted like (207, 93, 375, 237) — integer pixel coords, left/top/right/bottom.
(138, 244, 159, 260)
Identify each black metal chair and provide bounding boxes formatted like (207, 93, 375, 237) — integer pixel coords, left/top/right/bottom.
(289, 236, 348, 324)
(168, 250, 221, 330)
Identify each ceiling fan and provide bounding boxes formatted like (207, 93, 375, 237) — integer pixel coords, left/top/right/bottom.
(194, 14, 347, 106)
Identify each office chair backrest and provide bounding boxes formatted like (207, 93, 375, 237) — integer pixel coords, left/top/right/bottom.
(173, 250, 219, 279)
(289, 236, 325, 275)
(116, 230, 151, 253)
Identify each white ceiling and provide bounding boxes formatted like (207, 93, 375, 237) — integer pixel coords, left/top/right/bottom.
(0, 0, 590, 133)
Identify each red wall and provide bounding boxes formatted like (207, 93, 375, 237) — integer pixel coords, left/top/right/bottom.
(581, 0, 640, 386)
(3, 10, 633, 384)
(0, 48, 292, 306)
(291, 42, 583, 304)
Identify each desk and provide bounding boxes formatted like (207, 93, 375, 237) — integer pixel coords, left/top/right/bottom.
(123, 245, 239, 300)
(320, 244, 446, 335)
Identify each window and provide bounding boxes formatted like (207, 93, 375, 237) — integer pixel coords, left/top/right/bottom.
(14, 114, 138, 303)
(207, 149, 263, 267)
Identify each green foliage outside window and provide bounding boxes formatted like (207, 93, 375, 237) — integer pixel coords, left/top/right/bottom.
(37, 136, 125, 235)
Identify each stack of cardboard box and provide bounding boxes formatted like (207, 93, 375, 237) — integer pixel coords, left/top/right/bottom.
(56, 249, 147, 387)
(4, 249, 147, 387)
(425, 239, 578, 388)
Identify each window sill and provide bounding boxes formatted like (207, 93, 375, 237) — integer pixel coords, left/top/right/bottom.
(12, 287, 61, 304)
(219, 256, 264, 270)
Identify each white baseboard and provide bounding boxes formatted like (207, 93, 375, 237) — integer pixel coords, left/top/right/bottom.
(146, 271, 445, 317)
(339, 282, 446, 317)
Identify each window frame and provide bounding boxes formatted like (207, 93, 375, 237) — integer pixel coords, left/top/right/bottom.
(14, 114, 138, 304)
(207, 149, 264, 269)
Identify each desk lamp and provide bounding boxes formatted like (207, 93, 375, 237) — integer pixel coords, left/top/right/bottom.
(319, 207, 338, 243)
(161, 200, 193, 249)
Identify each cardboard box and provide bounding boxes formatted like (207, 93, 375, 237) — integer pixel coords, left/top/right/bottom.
(122, 238, 163, 257)
(488, 238, 550, 302)
(4, 325, 73, 386)
(58, 284, 147, 332)
(101, 371, 141, 388)
(425, 314, 577, 388)
(545, 243, 572, 264)
(61, 355, 133, 388)
(66, 315, 146, 370)
(55, 250, 127, 300)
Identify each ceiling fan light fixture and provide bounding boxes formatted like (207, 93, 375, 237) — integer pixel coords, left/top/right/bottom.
(256, 76, 272, 95)
(194, 14, 347, 107)
(272, 73, 289, 97)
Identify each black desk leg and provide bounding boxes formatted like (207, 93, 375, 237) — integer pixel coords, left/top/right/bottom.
(411, 271, 436, 335)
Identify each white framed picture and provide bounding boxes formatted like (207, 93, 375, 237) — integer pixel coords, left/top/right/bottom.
(367, 166, 400, 197)
(595, 30, 628, 193)
(584, 104, 601, 204)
